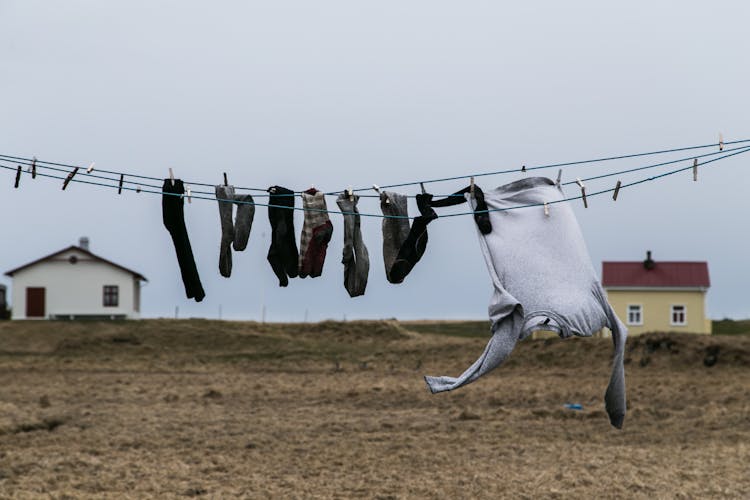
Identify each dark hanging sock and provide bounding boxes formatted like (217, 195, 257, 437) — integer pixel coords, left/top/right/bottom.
(389, 193, 438, 283)
(14, 165, 21, 188)
(162, 179, 205, 302)
(267, 186, 299, 287)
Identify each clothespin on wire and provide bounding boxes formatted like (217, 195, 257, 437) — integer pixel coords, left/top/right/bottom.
(14, 166, 21, 188)
(613, 180, 622, 201)
(86, 162, 95, 174)
(543, 202, 549, 217)
(186, 185, 192, 204)
(719, 133, 724, 151)
(420, 182, 426, 195)
(30, 157, 37, 179)
(373, 184, 388, 204)
(575, 177, 588, 208)
(168, 168, 175, 186)
(555, 169, 562, 188)
(521, 165, 526, 173)
(693, 158, 698, 181)
(136, 185, 142, 194)
(469, 177, 475, 199)
(223, 172, 228, 186)
(62, 167, 79, 190)
(117, 174, 124, 194)
(346, 186, 354, 201)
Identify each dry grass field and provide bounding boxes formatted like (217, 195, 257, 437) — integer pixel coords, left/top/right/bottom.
(0, 319, 748, 499)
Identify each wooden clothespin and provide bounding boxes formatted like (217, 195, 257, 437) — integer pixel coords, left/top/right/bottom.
(223, 172, 228, 186)
(543, 202, 549, 217)
(719, 133, 724, 151)
(186, 185, 192, 204)
(86, 162, 95, 174)
(31, 157, 37, 179)
(118, 174, 124, 194)
(469, 177, 475, 199)
(556, 169, 562, 188)
(693, 158, 698, 181)
(576, 177, 588, 208)
(62, 167, 79, 190)
(168, 168, 175, 186)
(613, 180, 622, 201)
(346, 186, 354, 201)
(14, 165, 22, 188)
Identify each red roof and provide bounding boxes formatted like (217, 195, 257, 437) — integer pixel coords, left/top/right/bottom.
(602, 261, 709, 288)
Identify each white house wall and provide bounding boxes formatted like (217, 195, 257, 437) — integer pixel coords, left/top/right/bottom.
(11, 249, 140, 319)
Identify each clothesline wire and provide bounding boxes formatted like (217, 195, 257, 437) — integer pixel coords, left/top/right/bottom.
(3, 146, 749, 219)
(0, 137, 746, 196)
(350, 138, 750, 191)
(1, 140, 746, 200)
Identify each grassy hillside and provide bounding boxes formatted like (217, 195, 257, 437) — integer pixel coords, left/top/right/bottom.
(712, 319, 750, 335)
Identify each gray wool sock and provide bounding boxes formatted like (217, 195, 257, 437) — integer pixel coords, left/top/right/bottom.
(215, 185, 236, 278)
(336, 193, 370, 297)
(380, 191, 410, 284)
(232, 194, 255, 251)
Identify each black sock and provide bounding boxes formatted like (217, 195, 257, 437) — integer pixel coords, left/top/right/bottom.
(267, 186, 299, 287)
(389, 194, 438, 283)
(162, 179, 205, 302)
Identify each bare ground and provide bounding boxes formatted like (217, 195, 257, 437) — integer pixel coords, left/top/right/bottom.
(0, 320, 748, 499)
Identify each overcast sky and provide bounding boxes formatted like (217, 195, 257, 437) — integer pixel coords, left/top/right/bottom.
(1, 1, 748, 321)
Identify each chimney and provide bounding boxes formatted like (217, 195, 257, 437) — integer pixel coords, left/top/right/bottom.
(79, 237, 90, 251)
(643, 250, 655, 270)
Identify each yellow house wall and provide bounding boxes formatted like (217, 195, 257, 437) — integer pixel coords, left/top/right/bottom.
(605, 290, 710, 335)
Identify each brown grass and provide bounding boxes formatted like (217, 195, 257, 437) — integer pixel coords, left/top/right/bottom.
(0, 320, 748, 498)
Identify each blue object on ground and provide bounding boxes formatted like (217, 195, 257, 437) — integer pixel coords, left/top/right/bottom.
(564, 403, 583, 410)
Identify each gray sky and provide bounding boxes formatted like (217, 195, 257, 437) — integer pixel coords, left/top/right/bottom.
(1, 1, 748, 321)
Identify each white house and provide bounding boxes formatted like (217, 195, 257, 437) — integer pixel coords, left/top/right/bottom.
(4, 238, 147, 320)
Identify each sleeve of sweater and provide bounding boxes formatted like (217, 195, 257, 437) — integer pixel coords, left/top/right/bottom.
(597, 285, 628, 429)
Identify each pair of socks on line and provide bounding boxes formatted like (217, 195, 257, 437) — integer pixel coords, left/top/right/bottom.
(215, 185, 255, 278)
(162, 179, 205, 302)
(381, 185, 492, 284)
(266, 186, 334, 286)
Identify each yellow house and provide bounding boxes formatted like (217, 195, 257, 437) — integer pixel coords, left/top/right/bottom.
(602, 251, 711, 335)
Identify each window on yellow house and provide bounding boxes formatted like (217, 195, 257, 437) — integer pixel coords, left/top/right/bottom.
(627, 304, 643, 325)
(671, 305, 686, 326)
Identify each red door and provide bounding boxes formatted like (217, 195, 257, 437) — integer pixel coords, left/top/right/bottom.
(26, 287, 46, 318)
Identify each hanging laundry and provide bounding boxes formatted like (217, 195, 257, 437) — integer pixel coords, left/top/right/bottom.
(389, 185, 493, 283)
(299, 189, 333, 278)
(380, 191, 410, 284)
(215, 185, 255, 278)
(162, 179, 205, 302)
(424, 177, 627, 429)
(267, 186, 299, 287)
(389, 193, 436, 283)
(336, 193, 369, 297)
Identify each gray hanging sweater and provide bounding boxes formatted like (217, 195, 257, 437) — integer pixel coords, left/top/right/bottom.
(424, 177, 627, 429)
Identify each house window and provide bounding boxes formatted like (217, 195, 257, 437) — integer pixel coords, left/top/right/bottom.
(627, 304, 643, 326)
(671, 305, 687, 326)
(103, 286, 119, 307)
